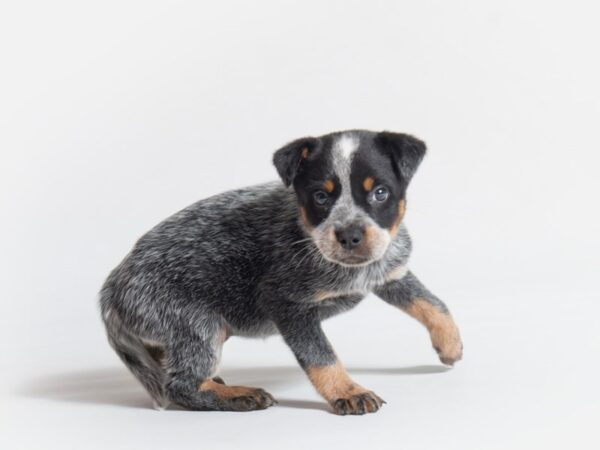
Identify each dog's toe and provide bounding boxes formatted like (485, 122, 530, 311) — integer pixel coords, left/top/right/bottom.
(331, 391, 385, 415)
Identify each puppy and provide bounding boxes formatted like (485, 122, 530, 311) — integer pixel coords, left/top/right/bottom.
(99, 130, 462, 415)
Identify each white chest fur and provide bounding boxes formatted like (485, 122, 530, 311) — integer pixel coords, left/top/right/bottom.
(314, 264, 409, 302)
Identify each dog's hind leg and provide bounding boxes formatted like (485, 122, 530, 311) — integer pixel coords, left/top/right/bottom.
(163, 317, 276, 412)
(103, 311, 169, 409)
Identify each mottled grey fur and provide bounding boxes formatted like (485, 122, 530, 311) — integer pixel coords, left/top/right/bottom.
(99, 130, 461, 414)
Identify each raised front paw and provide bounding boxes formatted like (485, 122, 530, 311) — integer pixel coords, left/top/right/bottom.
(331, 391, 386, 415)
(431, 323, 463, 366)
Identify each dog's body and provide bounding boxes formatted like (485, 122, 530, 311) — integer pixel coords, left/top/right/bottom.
(100, 130, 462, 415)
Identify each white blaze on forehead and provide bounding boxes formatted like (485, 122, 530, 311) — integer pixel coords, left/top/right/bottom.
(335, 134, 359, 160)
(327, 133, 364, 228)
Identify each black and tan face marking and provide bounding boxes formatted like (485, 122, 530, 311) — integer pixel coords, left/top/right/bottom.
(273, 130, 426, 266)
(350, 143, 407, 232)
(293, 154, 342, 228)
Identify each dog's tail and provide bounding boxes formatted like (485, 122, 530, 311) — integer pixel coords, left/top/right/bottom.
(100, 297, 169, 410)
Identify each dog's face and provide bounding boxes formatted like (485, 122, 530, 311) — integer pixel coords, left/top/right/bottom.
(274, 130, 426, 267)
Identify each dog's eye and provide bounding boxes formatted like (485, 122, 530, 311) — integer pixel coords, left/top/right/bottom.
(313, 190, 329, 206)
(373, 186, 389, 202)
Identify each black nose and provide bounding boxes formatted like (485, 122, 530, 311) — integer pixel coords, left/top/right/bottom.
(335, 226, 364, 250)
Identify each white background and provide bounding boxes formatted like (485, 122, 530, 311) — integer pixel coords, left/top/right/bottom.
(1, 1, 599, 449)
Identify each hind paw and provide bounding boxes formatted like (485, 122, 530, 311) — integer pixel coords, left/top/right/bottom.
(226, 387, 277, 411)
(199, 379, 276, 411)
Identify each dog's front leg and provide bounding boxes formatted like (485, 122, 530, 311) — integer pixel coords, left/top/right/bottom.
(374, 271, 463, 366)
(273, 307, 385, 415)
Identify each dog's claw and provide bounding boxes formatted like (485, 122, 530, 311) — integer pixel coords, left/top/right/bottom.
(331, 391, 385, 415)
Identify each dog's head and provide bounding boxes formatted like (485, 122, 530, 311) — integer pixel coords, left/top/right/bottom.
(273, 130, 426, 267)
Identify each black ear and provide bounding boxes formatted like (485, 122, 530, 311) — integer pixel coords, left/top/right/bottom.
(273, 137, 321, 187)
(375, 132, 427, 183)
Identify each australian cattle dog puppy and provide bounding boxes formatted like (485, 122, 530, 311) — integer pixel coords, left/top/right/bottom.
(100, 130, 463, 415)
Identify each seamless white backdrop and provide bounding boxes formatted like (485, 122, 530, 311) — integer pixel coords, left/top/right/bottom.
(1, 1, 599, 449)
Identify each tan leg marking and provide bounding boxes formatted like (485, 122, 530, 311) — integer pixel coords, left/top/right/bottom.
(198, 379, 276, 410)
(404, 298, 463, 365)
(307, 362, 385, 415)
(306, 362, 366, 401)
(363, 176, 375, 191)
(389, 199, 407, 236)
(198, 379, 260, 399)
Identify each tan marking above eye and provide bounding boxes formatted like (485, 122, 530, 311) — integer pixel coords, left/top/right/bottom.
(363, 177, 375, 191)
(301, 148, 309, 159)
(323, 179, 335, 193)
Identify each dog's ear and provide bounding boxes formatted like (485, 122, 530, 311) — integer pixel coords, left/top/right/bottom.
(375, 132, 427, 183)
(273, 137, 321, 187)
